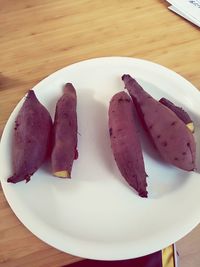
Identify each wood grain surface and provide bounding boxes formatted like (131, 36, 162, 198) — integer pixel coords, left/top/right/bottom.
(0, 0, 200, 266)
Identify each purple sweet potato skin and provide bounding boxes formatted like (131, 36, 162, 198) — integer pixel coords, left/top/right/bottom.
(122, 75, 196, 171)
(51, 83, 78, 177)
(7, 90, 52, 183)
(109, 91, 147, 197)
(159, 97, 192, 125)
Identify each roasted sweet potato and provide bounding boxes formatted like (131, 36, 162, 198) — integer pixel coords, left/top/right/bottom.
(7, 90, 52, 183)
(122, 74, 196, 171)
(109, 91, 148, 197)
(51, 83, 78, 178)
(159, 97, 194, 133)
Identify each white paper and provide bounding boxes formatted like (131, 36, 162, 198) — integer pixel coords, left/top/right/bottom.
(167, 0, 200, 22)
(169, 5, 200, 27)
(173, 244, 179, 267)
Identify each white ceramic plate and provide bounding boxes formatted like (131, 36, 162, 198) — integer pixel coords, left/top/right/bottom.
(1, 57, 200, 260)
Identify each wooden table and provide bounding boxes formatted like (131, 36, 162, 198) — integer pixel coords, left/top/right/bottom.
(0, 1, 200, 266)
